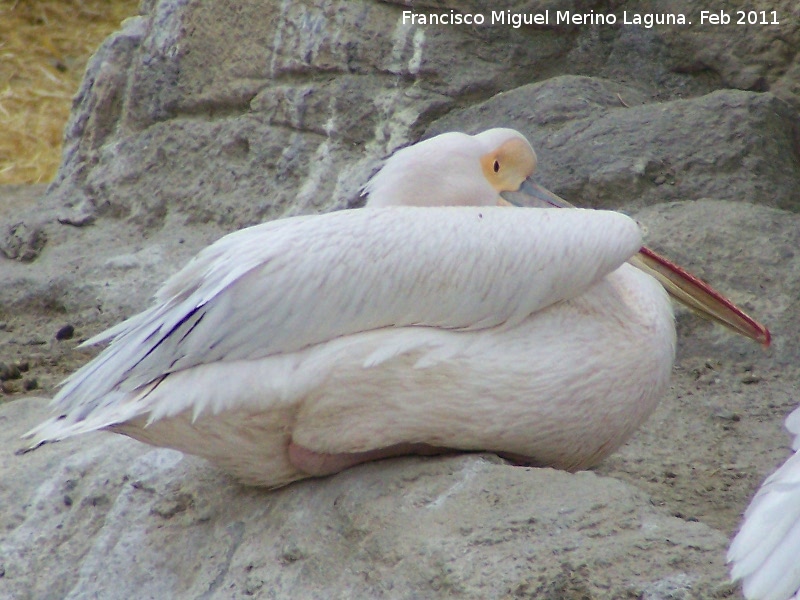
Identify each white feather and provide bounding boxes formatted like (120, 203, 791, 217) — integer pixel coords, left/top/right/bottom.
(786, 405, 800, 450)
(28, 206, 642, 446)
(729, 409, 800, 600)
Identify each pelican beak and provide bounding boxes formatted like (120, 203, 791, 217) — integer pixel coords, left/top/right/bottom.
(500, 179, 772, 347)
(500, 179, 574, 209)
(629, 249, 770, 346)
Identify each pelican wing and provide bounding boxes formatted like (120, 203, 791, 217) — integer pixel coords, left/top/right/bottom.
(37, 207, 641, 436)
(729, 406, 800, 600)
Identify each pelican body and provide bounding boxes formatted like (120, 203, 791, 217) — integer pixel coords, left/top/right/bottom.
(729, 407, 800, 600)
(26, 128, 767, 489)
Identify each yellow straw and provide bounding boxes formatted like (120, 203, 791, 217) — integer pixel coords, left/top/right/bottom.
(0, 0, 139, 185)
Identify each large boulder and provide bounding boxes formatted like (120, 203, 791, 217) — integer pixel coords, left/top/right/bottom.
(44, 0, 800, 230)
(1, 398, 732, 600)
(428, 77, 800, 212)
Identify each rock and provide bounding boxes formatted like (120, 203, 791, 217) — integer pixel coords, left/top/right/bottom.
(660, 1, 799, 102)
(55, 324, 75, 341)
(0, 186, 213, 325)
(43, 0, 800, 230)
(634, 200, 800, 365)
(0, 221, 48, 262)
(428, 77, 800, 211)
(0, 362, 21, 381)
(0, 398, 732, 600)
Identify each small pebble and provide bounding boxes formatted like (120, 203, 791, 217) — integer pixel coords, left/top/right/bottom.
(713, 407, 740, 421)
(741, 374, 761, 384)
(56, 324, 75, 340)
(0, 363, 21, 381)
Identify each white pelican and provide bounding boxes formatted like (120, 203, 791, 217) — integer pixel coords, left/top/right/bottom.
(729, 407, 800, 600)
(25, 128, 769, 489)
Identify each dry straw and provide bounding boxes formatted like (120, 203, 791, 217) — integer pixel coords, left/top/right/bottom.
(0, 0, 138, 185)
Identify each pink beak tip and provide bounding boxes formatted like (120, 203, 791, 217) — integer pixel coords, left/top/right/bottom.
(759, 327, 772, 348)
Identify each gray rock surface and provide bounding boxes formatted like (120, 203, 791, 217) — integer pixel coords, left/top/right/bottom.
(2, 0, 800, 598)
(42, 0, 800, 230)
(428, 78, 800, 212)
(1, 398, 733, 600)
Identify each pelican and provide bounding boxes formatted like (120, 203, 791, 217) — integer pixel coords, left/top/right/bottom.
(729, 407, 800, 600)
(25, 128, 769, 489)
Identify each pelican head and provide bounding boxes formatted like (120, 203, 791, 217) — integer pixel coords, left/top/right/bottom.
(364, 128, 537, 207)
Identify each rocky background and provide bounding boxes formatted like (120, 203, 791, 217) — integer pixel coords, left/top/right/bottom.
(2, 1, 800, 598)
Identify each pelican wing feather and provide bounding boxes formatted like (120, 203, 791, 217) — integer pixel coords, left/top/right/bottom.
(729, 406, 800, 600)
(31, 207, 641, 441)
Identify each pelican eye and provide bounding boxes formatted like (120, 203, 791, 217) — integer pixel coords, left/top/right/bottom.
(493, 160, 500, 173)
